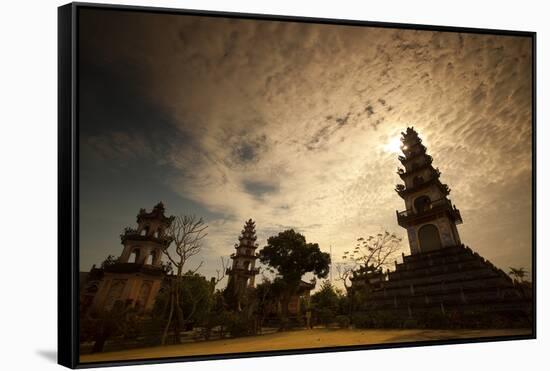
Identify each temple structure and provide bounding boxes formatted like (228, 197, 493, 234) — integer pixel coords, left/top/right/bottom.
(83, 203, 174, 314)
(395, 127, 463, 253)
(356, 128, 531, 326)
(225, 219, 260, 310)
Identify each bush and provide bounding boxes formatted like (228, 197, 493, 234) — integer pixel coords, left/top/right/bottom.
(352, 311, 403, 328)
(352, 313, 372, 328)
(278, 316, 289, 331)
(316, 308, 336, 328)
(335, 315, 350, 328)
(225, 312, 254, 337)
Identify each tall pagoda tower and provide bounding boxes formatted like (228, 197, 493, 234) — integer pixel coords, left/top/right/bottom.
(226, 219, 260, 310)
(395, 127, 463, 254)
(90, 202, 174, 313)
(350, 127, 532, 328)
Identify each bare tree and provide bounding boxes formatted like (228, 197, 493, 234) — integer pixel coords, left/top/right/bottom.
(336, 231, 403, 319)
(212, 256, 229, 288)
(161, 215, 208, 345)
(335, 263, 355, 294)
(338, 231, 403, 290)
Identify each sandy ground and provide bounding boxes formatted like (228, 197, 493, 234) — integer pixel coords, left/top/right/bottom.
(80, 328, 532, 363)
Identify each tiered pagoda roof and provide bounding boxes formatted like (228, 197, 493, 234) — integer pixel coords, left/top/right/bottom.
(136, 202, 175, 226)
(120, 226, 173, 245)
(227, 219, 260, 277)
(396, 198, 462, 228)
(231, 218, 260, 258)
(394, 127, 461, 228)
(395, 128, 451, 200)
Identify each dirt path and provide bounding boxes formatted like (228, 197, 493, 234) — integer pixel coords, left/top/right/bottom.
(80, 328, 532, 363)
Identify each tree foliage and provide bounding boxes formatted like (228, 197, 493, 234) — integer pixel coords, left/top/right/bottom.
(153, 272, 214, 343)
(258, 229, 330, 328)
(259, 229, 330, 282)
(508, 267, 528, 282)
(311, 281, 341, 327)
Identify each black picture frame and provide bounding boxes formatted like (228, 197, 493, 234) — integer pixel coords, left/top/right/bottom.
(58, 2, 536, 369)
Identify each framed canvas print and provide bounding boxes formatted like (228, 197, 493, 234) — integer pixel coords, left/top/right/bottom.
(58, 2, 536, 368)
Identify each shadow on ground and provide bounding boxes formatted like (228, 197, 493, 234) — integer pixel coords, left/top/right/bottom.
(36, 350, 57, 363)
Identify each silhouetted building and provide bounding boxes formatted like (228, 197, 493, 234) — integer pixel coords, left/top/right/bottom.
(357, 128, 532, 327)
(82, 203, 174, 315)
(225, 219, 260, 310)
(396, 127, 463, 252)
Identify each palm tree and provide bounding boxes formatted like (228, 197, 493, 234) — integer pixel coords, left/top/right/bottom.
(508, 267, 528, 282)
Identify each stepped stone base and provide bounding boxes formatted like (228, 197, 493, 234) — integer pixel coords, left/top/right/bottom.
(360, 245, 532, 327)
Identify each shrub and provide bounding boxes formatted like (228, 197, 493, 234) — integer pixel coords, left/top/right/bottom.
(225, 312, 254, 337)
(352, 313, 372, 328)
(335, 315, 350, 328)
(352, 311, 403, 328)
(316, 308, 336, 328)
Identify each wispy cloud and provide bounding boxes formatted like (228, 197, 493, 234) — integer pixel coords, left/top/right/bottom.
(79, 10, 532, 282)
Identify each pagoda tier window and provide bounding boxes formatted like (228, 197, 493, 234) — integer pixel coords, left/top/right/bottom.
(414, 195, 431, 213)
(128, 249, 140, 263)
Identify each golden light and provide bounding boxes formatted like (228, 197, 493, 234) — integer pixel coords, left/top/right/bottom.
(383, 136, 403, 154)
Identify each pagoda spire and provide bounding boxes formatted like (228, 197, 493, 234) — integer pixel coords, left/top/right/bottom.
(395, 127, 462, 254)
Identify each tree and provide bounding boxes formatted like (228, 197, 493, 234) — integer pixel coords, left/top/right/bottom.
(153, 272, 213, 344)
(254, 277, 287, 331)
(508, 267, 528, 283)
(90, 300, 138, 353)
(258, 229, 330, 329)
(311, 281, 341, 327)
(160, 215, 208, 345)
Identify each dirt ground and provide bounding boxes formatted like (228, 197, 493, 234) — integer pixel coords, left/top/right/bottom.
(80, 327, 532, 363)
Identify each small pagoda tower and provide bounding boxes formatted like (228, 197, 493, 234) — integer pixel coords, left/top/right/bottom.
(395, 127, 463, 254)
(225, 219, 260, 310)
(90, 202, 174, 313)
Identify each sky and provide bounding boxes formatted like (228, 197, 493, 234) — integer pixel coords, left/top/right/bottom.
(78, 8, 533, 286)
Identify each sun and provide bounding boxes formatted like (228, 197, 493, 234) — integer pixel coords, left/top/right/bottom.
(383, 136, 403, 154)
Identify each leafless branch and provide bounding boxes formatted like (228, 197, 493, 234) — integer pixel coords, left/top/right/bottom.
(213, 256, 228, 286)
(335, 263, 355, 292)
(162, 214, 208, 275)
(340, 230, 403, 283)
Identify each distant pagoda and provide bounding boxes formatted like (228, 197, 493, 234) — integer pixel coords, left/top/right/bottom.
(356, 127, 532, 327)
(225, 219, 260, 310)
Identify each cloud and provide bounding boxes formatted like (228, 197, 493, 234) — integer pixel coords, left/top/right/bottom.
(79, 10, 533, 282)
